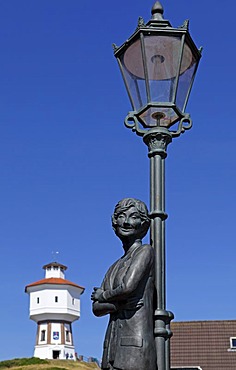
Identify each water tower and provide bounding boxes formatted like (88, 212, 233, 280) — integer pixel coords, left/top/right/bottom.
(25, 261, 85, 360)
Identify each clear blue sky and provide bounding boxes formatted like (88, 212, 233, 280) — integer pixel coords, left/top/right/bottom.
(0, 0, 235, 362)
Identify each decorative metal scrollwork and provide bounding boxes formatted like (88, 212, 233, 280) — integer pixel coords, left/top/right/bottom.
(170, 114, 192, 138)
(124, 112, 147, 137)
(145, 133, 170, 153)
(137, 16, 145, 29)
(179, 19, 189, 30)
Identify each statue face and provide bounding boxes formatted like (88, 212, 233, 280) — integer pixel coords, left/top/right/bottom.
(115, 206, 143, 241)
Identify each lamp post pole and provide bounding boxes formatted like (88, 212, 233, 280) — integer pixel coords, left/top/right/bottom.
(113, 2, 201, 369)
(143, 127, 173, 370)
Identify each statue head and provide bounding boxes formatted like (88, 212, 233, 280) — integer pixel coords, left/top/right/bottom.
(112, 198, 150, 242)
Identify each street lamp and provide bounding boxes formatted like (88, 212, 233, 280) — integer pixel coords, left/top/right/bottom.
(113, 2, 201, 370)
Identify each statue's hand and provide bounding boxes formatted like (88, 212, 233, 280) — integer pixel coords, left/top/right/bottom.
(91, 287, 104, 302)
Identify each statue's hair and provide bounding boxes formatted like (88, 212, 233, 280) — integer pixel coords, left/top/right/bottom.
(112, 198, 150, 239)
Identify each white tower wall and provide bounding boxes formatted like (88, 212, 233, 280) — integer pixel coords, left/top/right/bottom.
(29, 286, 81, 322)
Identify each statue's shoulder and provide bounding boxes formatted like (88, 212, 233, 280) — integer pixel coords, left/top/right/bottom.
(141, 243, 153, 251)
(142, 243, 152, 249)
(135, 243, 154, 257)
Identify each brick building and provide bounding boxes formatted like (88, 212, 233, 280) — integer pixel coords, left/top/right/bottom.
(171, 320, 236, 370)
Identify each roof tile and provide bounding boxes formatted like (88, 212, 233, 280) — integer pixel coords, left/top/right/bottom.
(25, 278, 85, 293)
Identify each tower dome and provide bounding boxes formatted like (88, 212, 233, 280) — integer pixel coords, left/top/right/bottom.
(25, 261, 85, 360)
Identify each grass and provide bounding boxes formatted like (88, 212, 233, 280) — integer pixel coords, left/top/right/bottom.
(0, 358, 99, 370)
(0, 358, 47, 368)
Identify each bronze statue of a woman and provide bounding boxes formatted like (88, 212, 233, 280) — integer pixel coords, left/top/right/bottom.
(91, 198, 157, 370)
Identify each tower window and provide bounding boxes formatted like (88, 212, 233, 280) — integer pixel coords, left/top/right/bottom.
(41, 330, 46, 341)
(55, 296, 58, 303)
(66, 330, 70, 342)
(37, 297, 40, 304)
(72, 298, 75, 305)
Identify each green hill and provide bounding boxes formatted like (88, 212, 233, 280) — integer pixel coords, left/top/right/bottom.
(0, 358, 99, 370)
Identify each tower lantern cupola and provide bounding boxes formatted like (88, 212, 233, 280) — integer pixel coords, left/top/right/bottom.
(43, 262, 67, 279)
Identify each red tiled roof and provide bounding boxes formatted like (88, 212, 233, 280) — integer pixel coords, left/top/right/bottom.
(25, 278, 85, 293)
(171, 320, 236, 370)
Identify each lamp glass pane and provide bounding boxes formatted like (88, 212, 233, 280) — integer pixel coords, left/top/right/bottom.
(120, 42, 147, 110)
(176, 45, 197, 111)
(143, 35, 183, 80)
(143, 35, 192, 105)
(149, 77, 175, 104)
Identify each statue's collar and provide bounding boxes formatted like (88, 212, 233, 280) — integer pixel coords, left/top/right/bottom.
(123, 239, 142, 256)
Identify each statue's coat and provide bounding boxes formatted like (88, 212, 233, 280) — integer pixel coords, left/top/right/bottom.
(93, 242, 156, 370)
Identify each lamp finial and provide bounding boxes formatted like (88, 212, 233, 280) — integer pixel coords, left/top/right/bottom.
(151, 1, 164, 20)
